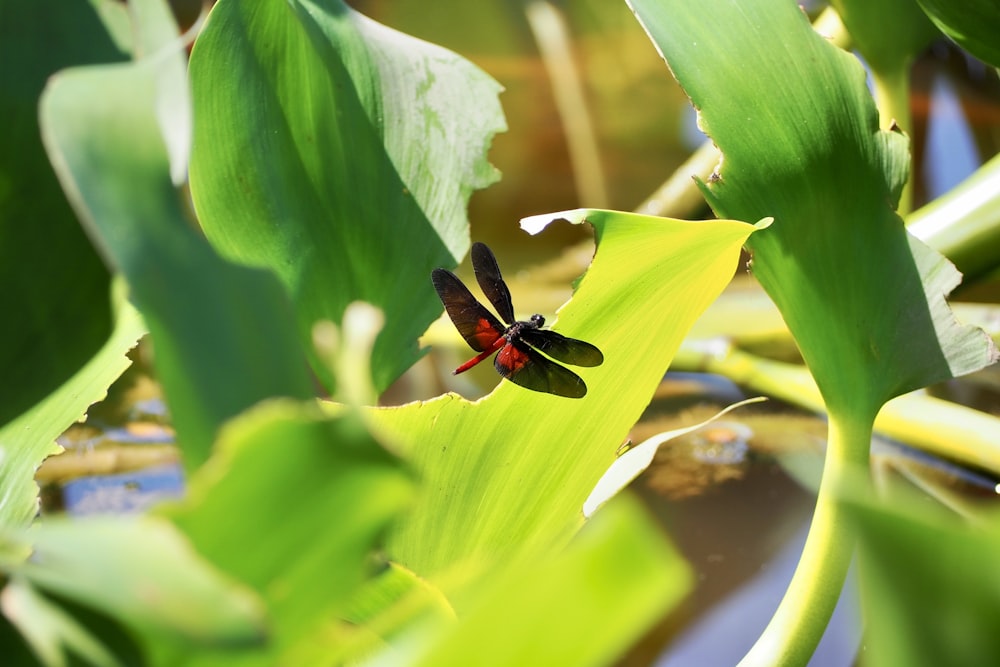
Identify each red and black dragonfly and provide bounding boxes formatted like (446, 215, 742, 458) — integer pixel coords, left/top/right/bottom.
(431, 242, 603, 398)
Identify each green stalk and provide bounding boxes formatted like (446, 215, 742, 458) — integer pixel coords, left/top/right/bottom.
(738, 412, 871, 666)
(525, 1, 609, 208)
(907, 152, 1000, 281)
(674, 341, 1000, 475)
(870, 64, 913, 215)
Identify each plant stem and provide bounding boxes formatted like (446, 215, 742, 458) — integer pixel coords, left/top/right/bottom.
(674, 340, 1000, 475)
(525, 1, 609, 208)
(871, 65, 913, 215)
(634, 140, 719, 218)
(738, 412, 871, 667)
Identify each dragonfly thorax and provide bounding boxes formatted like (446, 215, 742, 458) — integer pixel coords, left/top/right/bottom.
(505, 314, 545, 341)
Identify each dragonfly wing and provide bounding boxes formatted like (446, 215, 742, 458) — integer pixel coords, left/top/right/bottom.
(519, 328, 604, 367)
(495, 340, 588, 398)
(432, 268, 505, 352)
(471, 242, 516, 325)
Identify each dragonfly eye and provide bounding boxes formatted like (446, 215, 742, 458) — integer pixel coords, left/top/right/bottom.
(530, 314, 545, 327)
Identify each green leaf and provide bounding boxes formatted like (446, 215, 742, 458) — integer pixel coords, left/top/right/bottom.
(160, 400, 414, 665)
(0, 280, 143, 530)
(406, 496, 692, 667)
(39, 0, 315, 466)
(628, 0, 996, 419)
(189, 0, 505, 394)
(916, 0, 1000, 69)
(0, 0, 127, 430)
(10, 516, 265, 647)
(848, 497, 1000, 666)
(369, 210, 760, 577)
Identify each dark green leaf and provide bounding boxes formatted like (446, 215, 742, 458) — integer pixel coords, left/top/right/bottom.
(0, 282, 143, 530)
(189, 0, 506, 394)
(39, 1, 315, 466)
(916, 0, 1000, 68)
(0, 0, 128, 430)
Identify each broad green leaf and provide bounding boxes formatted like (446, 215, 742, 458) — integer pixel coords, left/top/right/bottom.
(0, 280, 143, 530)
(916, 0, 1000, 69)
(39, 0, 315, 466)
(629, 0, 996, 420)
(189, 0, 505, 394)
(159, 400, 414, 665)
(368, 210, 761, 578)
(10, 516, 264, 647)
(848, 496, 1000, 666)
(0, 0, 125, 430)
(404, 496, 692, 667)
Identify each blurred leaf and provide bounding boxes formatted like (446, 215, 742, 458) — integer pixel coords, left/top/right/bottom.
(319, 562, 457, 664)
(11, 516, 264, 648)
(849, 496, 1000, 666)
(0, 280, 143, 531)
(369, 210, 760, 578)
(160, 400, 414, 665)
(629, 0, 996, 420)
(0, 611, 38, 667)
(39, 0, 315, 466)
(189, 0, 506, 394)
(1, 578, 122, 667)
(405, 495, 692, 667)
(0, 0, 127, 429)
(916, 0, 1000, 68)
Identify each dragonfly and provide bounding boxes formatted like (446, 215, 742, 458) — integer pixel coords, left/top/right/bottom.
(431, 242, 603, 398)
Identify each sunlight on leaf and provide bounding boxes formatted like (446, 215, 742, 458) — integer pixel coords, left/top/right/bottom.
(13, 517, 264, 647)
(404, 496, 692, 667)
(161, 400, 414, 665)
(367, 211, 764, 583)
